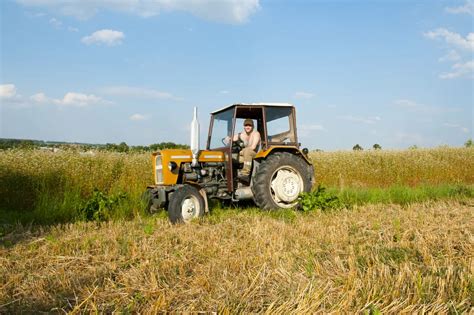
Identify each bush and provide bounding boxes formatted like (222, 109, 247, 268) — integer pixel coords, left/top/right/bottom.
(80, 189, 128, 222)
(299, 185, 346, 211)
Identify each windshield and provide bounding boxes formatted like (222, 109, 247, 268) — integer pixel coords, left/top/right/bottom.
(209, 108, 234, 149)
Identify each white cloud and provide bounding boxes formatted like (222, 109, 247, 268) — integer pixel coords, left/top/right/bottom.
(424, 28, 474, 52)
(67, 26, 79, 32)
(130, 113, 149, 121)
(0, 84, 17, 99)
(2, 84, 111, 108)
(338, 115, 381, 124)
(100, 86, 181, 101)
(30, 92, 49, 103)
(55, 92, 110, 107)
(49, 17, 62, 28)
(438, 50, 461, 62)
(446, 0, 474, 15)
(31, 91, 110, 107)
(443, 123, 470, 133)
(294, 91, 314, 99)
(81, 29, 124, 46)
(439, 60, 474, 79)
(219, 90, 230, 94)
(16, 0, 260, 24)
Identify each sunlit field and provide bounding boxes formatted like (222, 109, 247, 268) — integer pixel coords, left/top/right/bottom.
(1, 201, 472, 312)
(0, 147, 473, 224)
(0, 147, 473, 312)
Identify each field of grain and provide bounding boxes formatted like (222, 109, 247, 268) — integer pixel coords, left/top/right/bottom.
(0, 147, 473, 224)
(0, 147, 473, 312)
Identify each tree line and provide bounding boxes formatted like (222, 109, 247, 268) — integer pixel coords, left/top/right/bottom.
(351, 139, 473, 151)
(0, 138, 189, 152)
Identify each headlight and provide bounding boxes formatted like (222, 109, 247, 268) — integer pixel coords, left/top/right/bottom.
(168, 161, 178, 171)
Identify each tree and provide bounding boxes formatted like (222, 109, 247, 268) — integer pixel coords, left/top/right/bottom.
(19, 140, 35, 149)
(353, 144, 363, 151)
(465, 139, 473, 148)
(373, 143, 382, 150)
(117, 142, 129, 153)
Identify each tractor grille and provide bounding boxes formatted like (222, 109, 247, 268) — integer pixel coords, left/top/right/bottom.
(155, 154, 163, 184)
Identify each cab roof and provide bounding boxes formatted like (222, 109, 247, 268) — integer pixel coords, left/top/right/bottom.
(211, 103, 294, 115)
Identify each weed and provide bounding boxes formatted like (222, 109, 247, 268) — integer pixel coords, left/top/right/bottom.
(80, 189, 128, 222)
(299, 185, 346, 211)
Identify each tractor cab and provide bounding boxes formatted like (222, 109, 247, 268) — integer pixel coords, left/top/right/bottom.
(208, 103, 298, 151)
(207, 103, 305, 191)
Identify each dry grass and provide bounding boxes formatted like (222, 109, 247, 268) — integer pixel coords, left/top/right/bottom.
(1, 200, 472, 313)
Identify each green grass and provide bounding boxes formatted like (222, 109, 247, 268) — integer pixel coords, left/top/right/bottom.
(330, 184, 474, 206)
(1, 184, 472, 226)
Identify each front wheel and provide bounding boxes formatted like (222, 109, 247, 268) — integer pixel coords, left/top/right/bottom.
(168, 185, 205, 224)
(252, 152, 312, 209)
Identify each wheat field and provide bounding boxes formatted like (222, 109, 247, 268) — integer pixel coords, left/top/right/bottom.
(0, 147, 473, 312)
(0, 147, 473, 224)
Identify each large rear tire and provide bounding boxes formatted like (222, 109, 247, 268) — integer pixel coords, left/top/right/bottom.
(168, 185, 205, 224)
(252, 152, 312, 210)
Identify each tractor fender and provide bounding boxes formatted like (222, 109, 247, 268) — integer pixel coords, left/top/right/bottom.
(255, 146, 312, 165)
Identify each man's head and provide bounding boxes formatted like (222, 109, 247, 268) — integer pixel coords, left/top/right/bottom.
(243, 119, 254, 133)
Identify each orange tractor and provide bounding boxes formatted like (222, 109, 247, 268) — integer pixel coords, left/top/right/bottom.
(145, 103, 315, 223)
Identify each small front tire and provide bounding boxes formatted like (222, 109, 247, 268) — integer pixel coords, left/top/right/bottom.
(168, 185, 205, 224)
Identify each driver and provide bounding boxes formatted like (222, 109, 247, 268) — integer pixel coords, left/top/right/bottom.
(234, 119, 261, 179)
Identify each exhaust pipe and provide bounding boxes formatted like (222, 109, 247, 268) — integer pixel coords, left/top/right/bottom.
(190, 107, 200, 167)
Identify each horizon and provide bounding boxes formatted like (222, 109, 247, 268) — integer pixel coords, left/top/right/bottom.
(1, 0, 473, 150)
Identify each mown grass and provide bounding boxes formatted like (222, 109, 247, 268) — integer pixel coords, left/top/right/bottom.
(0, 147, 473, 225)
(1, 201, 472, 312)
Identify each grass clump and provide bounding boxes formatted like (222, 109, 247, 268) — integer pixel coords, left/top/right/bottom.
(80, 189, 128, 222)
(299, 185, 346, 211)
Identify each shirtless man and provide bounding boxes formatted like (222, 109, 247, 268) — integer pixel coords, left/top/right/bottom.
(233, 119, 261, 178)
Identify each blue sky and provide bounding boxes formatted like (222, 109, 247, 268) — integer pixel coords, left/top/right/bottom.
(1, 0, 472, 150)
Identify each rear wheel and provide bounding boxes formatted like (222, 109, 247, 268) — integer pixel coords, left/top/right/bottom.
(252, 152, 312, 209)
(168, 185, 205, 224)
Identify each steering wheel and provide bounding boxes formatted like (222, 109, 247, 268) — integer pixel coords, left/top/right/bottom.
(221, 137, 228, 146)
(232, 139, 245, 153)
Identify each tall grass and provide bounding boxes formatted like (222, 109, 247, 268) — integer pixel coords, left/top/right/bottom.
(0, 147, 473, 224)
(0, 150, 151, 224)
(310, 147, 474, 188)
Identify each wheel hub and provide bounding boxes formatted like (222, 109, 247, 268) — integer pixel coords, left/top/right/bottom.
(271, 169, 302, 203)
(181, 197, 198, 221)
